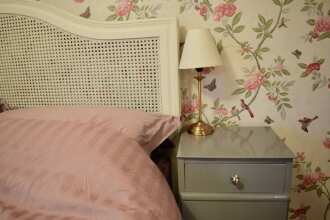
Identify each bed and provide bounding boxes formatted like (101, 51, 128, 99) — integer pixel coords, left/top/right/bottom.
(0, 0, 181, 219)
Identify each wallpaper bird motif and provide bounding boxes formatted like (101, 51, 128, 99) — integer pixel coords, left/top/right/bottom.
(38, 0, 330, 219)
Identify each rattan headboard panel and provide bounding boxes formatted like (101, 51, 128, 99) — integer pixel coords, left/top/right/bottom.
(0, 15, 161, 112)
(0, 0, 179, 115)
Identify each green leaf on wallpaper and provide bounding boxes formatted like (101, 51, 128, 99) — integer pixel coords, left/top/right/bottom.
(312, 83, 319, 91)
(318, 32, 330, 40)
(213, 99, 220, 110)
(212, 117, 220, 125)
(317, 3, 324, 12)
(318, 58, 325, 64)
(300, 71, 309, 78)
(305, 185, 318, 192)
(301, 6, 310, 12)
(232, 88, 246, 95)
(214, 27, 225, 33)
(260, 47, 270, 53)
(284, 103, 292, 111)
(280, 92, 288, 96)
(232, 12, 242, 27)
(298, 63, 307, 69)
(306, 19, 315, 26)
(226, 24, 233, 32)
(275, 70, 282, 76)
(265, 19, 273, 30)
(235, 79, 245, 85)
(256, 33, 263, 39)
(108, 5, 116, 12)
(264, 32, 273, 38)
(217, 40, 223, 54)
(272, 0, 281, 6)
(258, 14, 267, 25)
(106, 14, 117, 21)
(296, 174, 304, 180)
(327, 131, 330, 135)
(233, 25, 245, 33)
(284, 0, 294, 5)
(262, 80, 271, 89)
(245, 91, 252, 98)
(252, 27, 263, 33)
(281, 69, 290, 76)
(282, 81, 295, 90)
(244, 54, 252, 59)
(316, 187, 323, 197)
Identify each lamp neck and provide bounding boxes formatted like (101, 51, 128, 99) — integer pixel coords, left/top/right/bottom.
(196, 67, 203, 72)
(194, 68, 205, 122)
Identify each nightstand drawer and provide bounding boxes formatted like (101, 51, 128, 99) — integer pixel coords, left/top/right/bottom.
(183, 161, 288, 194)
(182, 200, 288, 220)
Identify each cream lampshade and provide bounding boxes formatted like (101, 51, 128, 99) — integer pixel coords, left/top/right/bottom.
(180, 29, 222, 69)
(179, 28, 222, 136)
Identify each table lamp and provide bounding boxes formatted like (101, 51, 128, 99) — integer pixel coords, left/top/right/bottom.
(179, 28, 222, 136)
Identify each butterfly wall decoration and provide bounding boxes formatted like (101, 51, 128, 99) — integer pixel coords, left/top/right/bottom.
(204, 78, 216, 92)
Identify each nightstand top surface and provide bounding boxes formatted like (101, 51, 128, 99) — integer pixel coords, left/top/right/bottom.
(177, 126, 294, 159)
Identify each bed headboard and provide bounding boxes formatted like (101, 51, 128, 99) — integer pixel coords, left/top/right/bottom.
(0, 0, 180, 116)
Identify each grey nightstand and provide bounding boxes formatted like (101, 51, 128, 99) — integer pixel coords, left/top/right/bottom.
(177, 126, 294, 220)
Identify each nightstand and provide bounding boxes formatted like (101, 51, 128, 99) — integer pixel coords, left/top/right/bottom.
(177, 126, 294, 220)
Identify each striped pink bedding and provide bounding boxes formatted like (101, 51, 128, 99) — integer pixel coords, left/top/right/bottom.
(0, 115, 181, 220)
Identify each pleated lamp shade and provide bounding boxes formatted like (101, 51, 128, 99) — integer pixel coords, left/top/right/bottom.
(179, 28, 222, 69)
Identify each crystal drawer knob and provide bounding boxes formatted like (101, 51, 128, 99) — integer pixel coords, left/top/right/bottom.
(230, 174, 240, 185)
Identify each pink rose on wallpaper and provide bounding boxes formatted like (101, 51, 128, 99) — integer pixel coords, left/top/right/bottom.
(323, 137, 330, 149)
(213, 3, 237, 21)
(300, 171, 327, 189)
(181, 99, 198, 115)
(296, 152, 305, 162)
(275, 63, 284, 71)
(314, 16, 330, 33)
(198, 4, 208, 17)
(267, 94, 278, 103)
(74, 0, 85, 3)
(215, 106, 229, 116)
(289, 205, 310, 219)
(213, 7, 225, 21)
(305, 62, 321, 75)
(244, 72, 265, 91)
(222, 3, 237, 17)
(302, 173, 318, 187)
(116, 0, 134, 17)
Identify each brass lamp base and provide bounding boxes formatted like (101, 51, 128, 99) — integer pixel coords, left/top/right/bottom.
(188, 120, 214, 136)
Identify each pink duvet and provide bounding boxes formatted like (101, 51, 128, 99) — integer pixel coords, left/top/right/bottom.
(0, 115, 181, 220)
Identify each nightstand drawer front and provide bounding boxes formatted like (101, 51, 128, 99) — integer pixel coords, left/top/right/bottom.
(184, 162, 287, 194)
(182, 200, 288, 220)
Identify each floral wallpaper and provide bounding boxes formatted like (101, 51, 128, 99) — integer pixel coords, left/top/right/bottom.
(38, 0, 330, 219)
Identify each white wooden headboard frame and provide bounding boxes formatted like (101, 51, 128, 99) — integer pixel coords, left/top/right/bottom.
(0, 0, 180, 116)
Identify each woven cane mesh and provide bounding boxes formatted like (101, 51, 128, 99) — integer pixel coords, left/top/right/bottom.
(0, 14, 161, 112)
